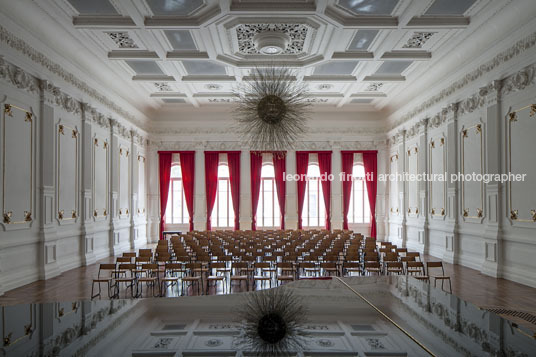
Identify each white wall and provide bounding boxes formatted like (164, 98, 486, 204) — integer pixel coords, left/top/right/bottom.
(386, 25, 536, 288)
(0, 57, 148, 295)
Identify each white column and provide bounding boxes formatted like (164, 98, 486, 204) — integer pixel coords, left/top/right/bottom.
(240, 147, 252, 230)
(331, 143, 343, 230)
(417, 119, 429, 254)
(286, 150, 298, 229)
(375, 141, 389, 241)
(109, 119, 121, 255)
(481, 81, 502, 277)
(146, 142, 159, 242)
(398, 130, 407, 247)
(129, 130, 140, 249)
(80, 103, 96, 265)
(193, 145, 206, 231)
(444, 103, 460, 264)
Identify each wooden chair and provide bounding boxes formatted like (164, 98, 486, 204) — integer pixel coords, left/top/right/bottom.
(253, 262, 272, 289)
(407, 261, 426, 276)
(207, 262, 226, 294)
(386, 262, 404, 275)
(91, 264, 116, 299)
(276, 262, 295, 285)
(160, 263, 182, 297)
(115, 263, 137, 298)
(364, 262, 381, 275)
(343, 262, 362, 276)
(230, 262, 249, 292)
(320, 262, 339, 277)
(136, 263, 159, 297)
(427, 261, 452, 293)
(182, 263, 203, 296)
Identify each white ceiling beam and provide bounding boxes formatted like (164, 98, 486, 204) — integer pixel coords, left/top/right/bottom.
(303, 75, 357, 82)
(132, 75, 175, 81)
(351, 92, 387, 98)
(380, 51, 431, 60)
(72, 16, 137, 28)
(166, 51, 210, 59)
(181, 75, 237, 82)
(405, 16, 470, 29)
(331, 51, 374, 60)
(150, 92, 187, 98)
(324, 7, 398, 28)
(229, 1, 317, 12)
(363, 75, 405, 82)
(144, 5, 222, 28)
(108, 51, 159, 60)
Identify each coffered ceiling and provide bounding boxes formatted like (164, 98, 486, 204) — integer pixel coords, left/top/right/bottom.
(11, 0, 520, 112)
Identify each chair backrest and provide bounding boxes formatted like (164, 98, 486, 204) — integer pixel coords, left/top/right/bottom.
(123, 252, 136, 258)
(387, 262, 403, 269)
(117, 257, 131, 263)
(139, 249, 152, 257)
(255, 262, 270, 269)
(427, 261, 445, 274)
(98, 264, 116, 277)
(400, 256, 415, 262)
(142, 263, 158, 271)
(210, 262, 226, 269)
(118, 263, 136, 275)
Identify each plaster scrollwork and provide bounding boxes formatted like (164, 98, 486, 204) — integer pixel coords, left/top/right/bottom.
(81, 104, 110, 128)
(500, 64, 536, 97)
(0, 57, 39, 94)
(405, 118, 428, 139)
(109, 118, 131, 140)
(40, 80, 81, 114)
(0, 25, 146, 129)
(392, 31, 536, 130)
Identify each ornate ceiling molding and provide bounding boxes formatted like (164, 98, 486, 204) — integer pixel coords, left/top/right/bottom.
(391, 30, 536, 130)
(0, 56, 39, 94)
(500, 63, 535, 97)
(40, 80, 81, 114)
(149, 125, 384, 136)
(0, 24, 145, 129)
(236, 23, 309, 55)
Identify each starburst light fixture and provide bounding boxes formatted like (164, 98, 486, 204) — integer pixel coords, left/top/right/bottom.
(233, 67, 311, 150)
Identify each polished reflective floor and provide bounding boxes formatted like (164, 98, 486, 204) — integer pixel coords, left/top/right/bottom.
(1, 276, 535, 357)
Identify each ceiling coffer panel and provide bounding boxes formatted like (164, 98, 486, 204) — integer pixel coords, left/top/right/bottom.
(67, 0, 118, 15)
(425, 0, 477, 15)
(314, 61, 358, 75)
(337, 0, 399, 15)
(165, 30, 197, 50)
(145, 0, 205, 16)
(126, 61, 165, 75)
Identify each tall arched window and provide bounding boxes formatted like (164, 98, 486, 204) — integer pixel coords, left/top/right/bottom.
(165, 164, 188, 224)
(348, 163, 370, 224)
(211, 164, 234, 228)
(257, 164, 280, 228)
(302, 164, 325, 227)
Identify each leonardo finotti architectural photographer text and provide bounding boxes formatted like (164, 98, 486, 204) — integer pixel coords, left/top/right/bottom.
(283, 172, 527, 184)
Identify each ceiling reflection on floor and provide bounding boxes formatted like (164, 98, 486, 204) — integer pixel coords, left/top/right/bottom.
(1, 276, 534, 357)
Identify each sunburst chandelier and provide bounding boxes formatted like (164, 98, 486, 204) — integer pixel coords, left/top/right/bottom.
(235, 288, 309, 356)
(233, 67, 311, 150)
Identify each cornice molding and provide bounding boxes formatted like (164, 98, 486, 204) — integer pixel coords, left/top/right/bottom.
(0, 24, 145, 129)
(149, 125, 385, 136)
(0, 56, 39, 94)
(500, 63, 536, 97)
(40, 79, 81, 114)
(391, 30, 536, 130)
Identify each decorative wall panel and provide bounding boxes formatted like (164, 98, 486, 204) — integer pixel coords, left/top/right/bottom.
(119, 145, 129, 217)
(461, 123, 484, 220)
(506, 104, 536, 223)
(429, 136, 446, 217)
(389, 152, 399, 215)
(93, 136, 108, 218)
(2, 103, 33, 226)
(56, 123, 78, 222)
(138, 154, 146, 215)
(407, 145, 419, 216)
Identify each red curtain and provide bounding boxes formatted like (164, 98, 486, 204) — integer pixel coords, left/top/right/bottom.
(341, 152, 354, 230)
(250, 152, 263, 230)
(227, 152, 241, 230)
(179, 152, 195, 232)
(317, 152, 332, 230)
(296, 152, 309, 230)
(363, 152, 378, 238)
(204, 152, 219, 231)
(273, 152, 286, 230)
(158, 152, 172, 239)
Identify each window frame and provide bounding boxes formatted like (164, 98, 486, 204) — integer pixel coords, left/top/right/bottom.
(302, 163, 326, 228)
(165, 164, 188, 225)
(211, 164, 234, 229)
(348, 163, 371, 225)
(257, 164, 280, 228)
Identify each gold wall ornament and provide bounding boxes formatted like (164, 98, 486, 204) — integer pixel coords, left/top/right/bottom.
(414, 147, 418, 153)
(440, 138, 445, 146)
(463, 208, 469, 217)
(24, 211, 32, 222)
(431, 208, 435, 215)
(475, 124, 482, 133)
(125, 209, 129, 215)
(4, 104, 13, 117)
(415, 208, 419, 214)
(103, 209, 107, 216)
(3, 211, 12, 224)
(58, 210, 64, 220)
(476, 208, 483, 218)
(531, 209, 536, 222)
(24, 112, 32, 122)
(72, 129, 78, 138)
(119, 147, 123, 155)
(407, 208, 411, 214)
(2, 305, 33, 347)
(119, 209, 122, 215)
(508, 112, 517, 122)
(530, 104, 536, 117)
(462, 129, 468, 137)
(93, 209, 98, 217)
(94, 138, 98, 146)
(71, 210, 77, 219)
(407, 149, 411, 156)
(440, 208, 445, 216)
(510, 210, 518, 220)
(430, 140, 435, 148)
(125, 150, 129, 157)
(58, 125, 64, 135)
(103, 141, 108, 149)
